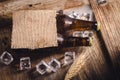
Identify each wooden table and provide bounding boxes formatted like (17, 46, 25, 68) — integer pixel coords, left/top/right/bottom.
(0, 0, 119, 80)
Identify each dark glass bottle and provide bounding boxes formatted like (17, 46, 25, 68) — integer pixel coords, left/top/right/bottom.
(57, 34, 92, 47)
(56, 14, 100, 34)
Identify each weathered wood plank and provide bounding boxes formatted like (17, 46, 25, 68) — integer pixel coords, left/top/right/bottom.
(1, 0, 120, 80)
(0, 0, 89, 18)
(0, 0, 67, 18)
(90, 0, 120, 78)
(64, 0, 89, 9)
(11, 10, 57, 49)
(0, 0, 90, 19)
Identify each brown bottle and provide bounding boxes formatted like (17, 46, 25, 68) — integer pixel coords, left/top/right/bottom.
(57, 34, 92, 47)
(56, 14, 100, 34)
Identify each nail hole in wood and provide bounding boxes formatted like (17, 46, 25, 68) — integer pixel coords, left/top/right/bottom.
(29, 4, 33, 7)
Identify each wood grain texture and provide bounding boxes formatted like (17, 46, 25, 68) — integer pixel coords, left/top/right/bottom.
(0, 0, 120, 80)
(65, 34, 111, 80)
(89, 0, 120, 78)
(0, 0, 89, 80)
(0, 0, 89, 18)
(64, 0, 89, 9)
(11, 10, 57, 49)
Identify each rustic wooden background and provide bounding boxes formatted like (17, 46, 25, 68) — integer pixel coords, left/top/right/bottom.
(0, 0, 120, 80)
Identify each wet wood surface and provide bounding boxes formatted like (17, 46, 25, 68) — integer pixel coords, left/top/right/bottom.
(0, 0, 120, 80)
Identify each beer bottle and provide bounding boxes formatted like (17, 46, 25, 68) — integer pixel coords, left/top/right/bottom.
(57, 34, 92, 47)
(56, 14, 100, 34)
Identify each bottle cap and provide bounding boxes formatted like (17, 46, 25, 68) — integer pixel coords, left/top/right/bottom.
(89, 37, 93, 46)
(97, 21, 101, 31)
